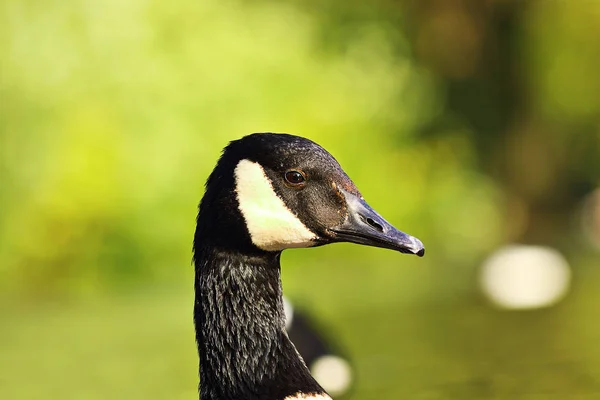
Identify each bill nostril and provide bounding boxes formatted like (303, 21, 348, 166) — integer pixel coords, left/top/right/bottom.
(365, 217, 383, 232)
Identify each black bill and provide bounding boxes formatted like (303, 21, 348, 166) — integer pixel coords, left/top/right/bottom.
(331, 189, 425, 257)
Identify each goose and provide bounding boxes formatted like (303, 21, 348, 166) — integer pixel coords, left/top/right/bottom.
(193, 133, 425, 400)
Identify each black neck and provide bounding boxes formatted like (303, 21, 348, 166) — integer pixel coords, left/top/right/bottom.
(194, 245, 325, 400)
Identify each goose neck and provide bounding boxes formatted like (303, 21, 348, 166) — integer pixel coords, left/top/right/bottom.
(194, 247, 325, 400)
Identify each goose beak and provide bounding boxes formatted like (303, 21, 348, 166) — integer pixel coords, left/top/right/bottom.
(330, 189, 425, 257)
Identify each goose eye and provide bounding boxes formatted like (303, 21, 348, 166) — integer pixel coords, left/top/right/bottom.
(284, 170, 306, 186)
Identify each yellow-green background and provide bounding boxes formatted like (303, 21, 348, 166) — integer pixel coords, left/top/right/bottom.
(1, 1, 599, 399)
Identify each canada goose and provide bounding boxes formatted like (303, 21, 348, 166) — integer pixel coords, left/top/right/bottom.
(193, 133, 424, 400)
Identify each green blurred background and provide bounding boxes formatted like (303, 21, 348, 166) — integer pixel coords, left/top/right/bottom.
(1, 0, 600, 399)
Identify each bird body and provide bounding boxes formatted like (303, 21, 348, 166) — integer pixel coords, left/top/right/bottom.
(194, 133, 424, 400)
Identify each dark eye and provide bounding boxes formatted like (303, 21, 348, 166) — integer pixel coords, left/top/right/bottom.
(284, 170, 306, 186)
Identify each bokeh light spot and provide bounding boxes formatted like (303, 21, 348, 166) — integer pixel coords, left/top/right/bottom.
(480, 245, 571, 310)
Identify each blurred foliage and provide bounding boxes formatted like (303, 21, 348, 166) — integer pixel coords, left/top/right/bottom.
(1, 0, 600, 398)
(0, 0, 505, 297)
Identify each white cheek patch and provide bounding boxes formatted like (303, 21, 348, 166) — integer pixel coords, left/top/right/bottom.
(284, 394, 332, 400)
(234, 159, 317, 251)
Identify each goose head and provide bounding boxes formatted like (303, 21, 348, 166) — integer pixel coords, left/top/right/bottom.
(196, 132, 424, 257)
